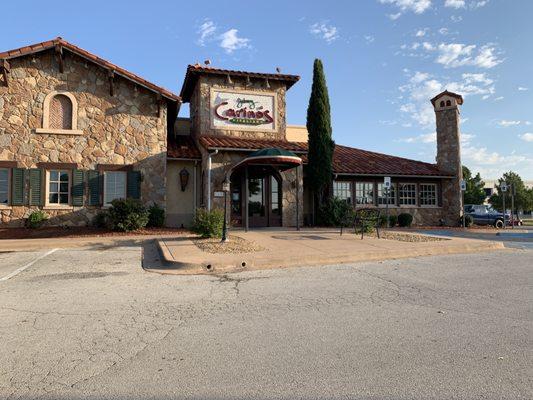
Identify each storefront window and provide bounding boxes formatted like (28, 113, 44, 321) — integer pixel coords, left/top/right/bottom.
(248, 178, 265, 217)
(399, 183, 417, 206)
(355, 182, 374, 205)
(333, 181, 352, 203)
(271, 176, 280, 215)
(377, 183, 396, 205)
(420, 183, 437, 206)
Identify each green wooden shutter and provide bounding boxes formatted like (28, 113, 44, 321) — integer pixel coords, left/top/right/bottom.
(28, 169, 43, 206)
(127, 170, 141, 200)
(87, 170, 101, 206)
(11, 168, 25, 206)
(71, 170, 85, 206)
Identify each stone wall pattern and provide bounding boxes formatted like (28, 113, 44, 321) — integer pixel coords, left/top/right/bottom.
(0, 50, 167, 226)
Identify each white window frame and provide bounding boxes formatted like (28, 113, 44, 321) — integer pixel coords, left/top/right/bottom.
(0, 168, 10, 208)
(399, 183, 417, 207)
(333, 181, 352, 204)
(355, 182, 375, 206)
(377, 182, 396, 207)
(103, 171, 127, 207)
(45, 169, 72, 208)
(419, 183, 438, 207)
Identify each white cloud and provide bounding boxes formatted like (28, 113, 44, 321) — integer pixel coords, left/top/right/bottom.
(518, 86, 529, 91)
(494, 96, 504, 101)
(219, 29, 251, 54)
(451, 15, 463, 22)
(415, 28, 429, 37)
(397, 70, 495, 127)
(438, 27, 450, 35)
(498, 120, 521, 127)
(411, 41, 503, 68)
(197, 19, 217, 46)
(519, 133, 533, 142)
(445, 0, 465, 8)
(364, 35, 375, 44)
(399, 132, 474, 144)
(310, 22, 339, 43)
(379, 0, 432, 17)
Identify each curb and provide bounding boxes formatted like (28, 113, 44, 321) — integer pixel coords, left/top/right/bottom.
(153, 238, 506, 276)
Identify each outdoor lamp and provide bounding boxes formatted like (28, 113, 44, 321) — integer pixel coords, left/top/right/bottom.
(221, 177, 231, 243)
(179, 168, 189, 192)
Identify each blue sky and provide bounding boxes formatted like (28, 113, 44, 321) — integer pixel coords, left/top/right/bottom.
(1, 0, 532, 179)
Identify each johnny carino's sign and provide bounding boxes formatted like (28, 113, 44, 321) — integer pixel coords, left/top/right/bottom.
(211, 89, 276, 131)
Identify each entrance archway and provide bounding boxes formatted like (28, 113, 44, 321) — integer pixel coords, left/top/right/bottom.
(226, 148, 302, 230)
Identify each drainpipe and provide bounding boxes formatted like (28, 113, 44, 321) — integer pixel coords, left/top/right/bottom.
(206, 150, 218, 211)
(193, 160, 198, 211)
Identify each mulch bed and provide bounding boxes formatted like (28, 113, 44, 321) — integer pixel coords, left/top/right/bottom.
(366, 230, 447, 242)
(0, 226, 188, 240)
(193, 235, 265, 254)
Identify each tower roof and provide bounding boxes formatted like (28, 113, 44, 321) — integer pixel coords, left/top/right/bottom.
(430, 90, 464, 106)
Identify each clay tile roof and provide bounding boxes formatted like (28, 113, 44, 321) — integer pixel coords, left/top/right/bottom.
(198, 136, 449, 176)
(198, 135, 307, 153)
(180, 64, 300, 102)
(0, 37, 180, 102)
(430, 90, 463, 106)
(331, 144, 449, 176)
(167, 135, 202, 159)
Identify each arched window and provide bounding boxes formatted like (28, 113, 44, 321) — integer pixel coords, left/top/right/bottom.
(446, 100, 451, 106)
(49, 94, 73, 130)
(439, 100, 445, 107)
(36, 91, 82, 135)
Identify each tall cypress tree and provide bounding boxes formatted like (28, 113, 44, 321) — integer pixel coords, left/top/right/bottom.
(306, 59, 334, 206)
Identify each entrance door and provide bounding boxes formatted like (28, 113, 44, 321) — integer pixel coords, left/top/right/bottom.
(247, 174, 282, 227)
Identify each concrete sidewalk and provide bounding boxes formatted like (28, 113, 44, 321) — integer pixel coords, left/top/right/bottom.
(155, 228, 505, 275)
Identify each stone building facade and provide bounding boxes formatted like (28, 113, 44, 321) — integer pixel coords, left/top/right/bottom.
(0, 38, 178, 226)
(1, 39, 464, 229)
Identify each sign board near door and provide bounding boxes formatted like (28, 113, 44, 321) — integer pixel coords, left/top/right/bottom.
(211, 88, 276, 132)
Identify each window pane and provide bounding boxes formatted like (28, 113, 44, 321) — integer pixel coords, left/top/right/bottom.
(355, 182, 374, 205)
(59, 194, 69, 204)
(50, 171, 59, 181)
(49, 193, 59, 203)
(399, 183, 417, 205)
(60, 182, 69, 192)
(104, 171, 127, 205)
(377, 183, 396, 205)
(50, 182, 59, 192)
(60, 172, 69, 182)
(420, 184, 437, 206)
(333, 181, 352, 203)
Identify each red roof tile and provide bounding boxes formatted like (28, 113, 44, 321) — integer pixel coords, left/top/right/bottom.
(167, 135, 202, 159)
(198, 135, 450, 177)
(180, 64, 300, 102)
(0, 38, 180, 101)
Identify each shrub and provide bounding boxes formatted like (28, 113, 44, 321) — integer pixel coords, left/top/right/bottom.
(147, 203, 165, 228)
(192, 208, 224, 238)
(460, 214, 473, 227)
(318, 197, 355, 227)
(107, 198, 149, 232)
(397, 213, 413, 227)
(379, 214, 398, 227)
(26, 210, 48, 229)
(93, 211, 110, 229)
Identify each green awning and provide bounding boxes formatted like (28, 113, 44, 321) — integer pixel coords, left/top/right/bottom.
(231, 147, 302, 172)
(248, 148, 298, 158)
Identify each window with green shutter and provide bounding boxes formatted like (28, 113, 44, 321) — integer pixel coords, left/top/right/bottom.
(11, 168, 25, 206)
(127, 170, 141, 200)
(29, 169, 43, 206)
(71, 170, 85, 206)
(88, 170, 101, 206)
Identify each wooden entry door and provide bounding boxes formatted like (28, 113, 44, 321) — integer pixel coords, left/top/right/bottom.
(247, 175, 282, 227)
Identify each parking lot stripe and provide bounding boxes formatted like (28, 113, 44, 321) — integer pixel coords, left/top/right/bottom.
(0, 248, 59, 282)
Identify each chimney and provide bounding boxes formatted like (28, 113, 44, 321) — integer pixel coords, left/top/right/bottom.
(431, 90, 464, 226)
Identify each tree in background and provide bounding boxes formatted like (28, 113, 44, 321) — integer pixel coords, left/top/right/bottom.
(462, 166, 486, 204)
(489, 171, 533, 213)
(306, 59, 335, 208)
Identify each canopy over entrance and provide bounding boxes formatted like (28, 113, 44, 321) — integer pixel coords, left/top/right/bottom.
(231, 148, 302, 173)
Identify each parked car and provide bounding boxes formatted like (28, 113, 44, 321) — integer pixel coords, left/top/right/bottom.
(464, 204, 512, 228)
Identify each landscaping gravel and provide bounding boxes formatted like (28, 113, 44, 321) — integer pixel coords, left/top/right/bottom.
(193, 235, 265, 254)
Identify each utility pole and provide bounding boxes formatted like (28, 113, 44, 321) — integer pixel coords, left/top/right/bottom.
(501, 182, 507, 229)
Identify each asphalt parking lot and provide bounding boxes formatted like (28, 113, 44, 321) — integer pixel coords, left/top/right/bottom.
(0, 244, 532, 399)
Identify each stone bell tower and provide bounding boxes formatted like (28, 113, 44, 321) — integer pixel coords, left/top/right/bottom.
(431, 90, 464, 226)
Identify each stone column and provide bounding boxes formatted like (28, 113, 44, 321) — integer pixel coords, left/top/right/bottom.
(432, 91, 463, 226)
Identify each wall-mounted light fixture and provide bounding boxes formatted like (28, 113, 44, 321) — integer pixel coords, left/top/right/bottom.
(179, 168, 190, 191)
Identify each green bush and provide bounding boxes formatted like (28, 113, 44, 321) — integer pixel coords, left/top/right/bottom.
(192, 208, 224, 238)
(26, 210, 48, 229)
(397, 213, 413, 227)
(378, 214, 398, 227)
(318, 197, 355, 227)
(93, 211, 110, 229)
(108, 198, 149, 232)
(460, 214, 473, 227)
(147, 203, 165, 228)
